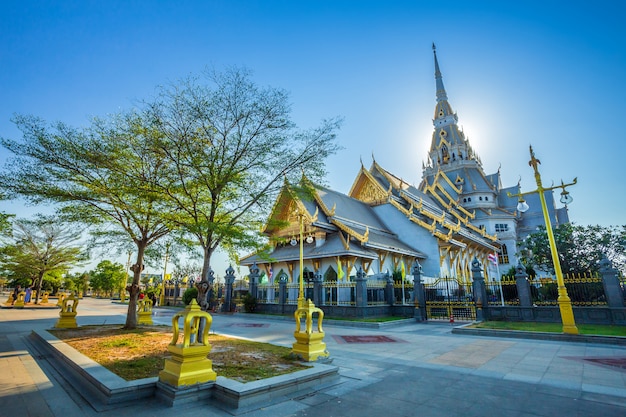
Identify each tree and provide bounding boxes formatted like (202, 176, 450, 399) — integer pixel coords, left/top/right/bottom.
(62, 271, 89, 296)
(169, 262, 201, 306)
(0, 112, 173, 328)
(518, 224, 626, 276)
(0, 193, 14, 237)
(0, 216, 84, 304)
(144, 67, 341, 309)
(90, 260, 126, 297)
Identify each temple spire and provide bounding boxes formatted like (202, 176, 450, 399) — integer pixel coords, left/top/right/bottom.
(433, 43, 448, 103)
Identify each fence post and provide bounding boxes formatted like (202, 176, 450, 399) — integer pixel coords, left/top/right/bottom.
(355, 267, 368, 311)
(206, 268, 216, 310)
(471, 258, 488, 321)
(313, 269, 323, 306)
(412, 260, 427, 321)
(248, 262, 260, 300)
(515, 261, 533, 307)
(385, 271, 395, 306)
(599, 257, 625, 308)
(279, 276, 288, 313)
(222, 265, 236, 313)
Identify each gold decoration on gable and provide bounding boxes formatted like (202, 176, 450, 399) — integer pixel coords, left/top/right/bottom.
(358, 180, 388, 204)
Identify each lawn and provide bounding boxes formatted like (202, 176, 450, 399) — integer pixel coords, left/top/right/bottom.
(468, 321, 626, 336)
(49, 325, 309, 382)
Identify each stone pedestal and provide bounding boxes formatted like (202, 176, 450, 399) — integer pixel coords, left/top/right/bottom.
(291, 299, 329, 362)
(159, 300, 217, 388)
(137, 298, 154, 325)
(55, 295, 79, 328)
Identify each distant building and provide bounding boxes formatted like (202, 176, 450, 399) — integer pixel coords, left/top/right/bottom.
(240, 45, 568, 285)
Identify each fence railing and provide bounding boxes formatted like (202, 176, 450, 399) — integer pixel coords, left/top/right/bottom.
(321, 281, 356, 306)
(252, 270, 617, 310)
(486, 276, 518, 306)
(493, 273, 608, 306)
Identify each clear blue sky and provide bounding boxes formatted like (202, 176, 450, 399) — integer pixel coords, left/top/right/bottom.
(1, 1, 624, 275)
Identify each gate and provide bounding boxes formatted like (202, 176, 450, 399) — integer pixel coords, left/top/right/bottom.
(424, 277, 475, 321)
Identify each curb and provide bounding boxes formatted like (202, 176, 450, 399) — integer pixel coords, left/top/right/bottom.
(452, 325, 626, 346)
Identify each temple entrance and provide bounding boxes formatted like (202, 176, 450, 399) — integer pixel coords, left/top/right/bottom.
(424, 277, 476, 321)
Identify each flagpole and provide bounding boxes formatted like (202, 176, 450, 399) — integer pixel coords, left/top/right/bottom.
(496, 260, 504, 306)
(401, 261, 406, 305)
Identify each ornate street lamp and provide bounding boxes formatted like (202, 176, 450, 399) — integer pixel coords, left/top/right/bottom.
(290, 205, 328, 361)
(160, 243, 170, 307)
(508, 145, 578, 334)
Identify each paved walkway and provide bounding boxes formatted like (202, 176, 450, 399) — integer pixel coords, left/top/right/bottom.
(1, 298, 625, 417)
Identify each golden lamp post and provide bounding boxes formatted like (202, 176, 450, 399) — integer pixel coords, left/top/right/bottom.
(290, 207, 328, 361)
(160, 243, 170, 307)
(508, 145, 578, 334)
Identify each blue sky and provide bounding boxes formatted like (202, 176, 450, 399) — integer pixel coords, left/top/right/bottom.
(1, 1, 624, 275)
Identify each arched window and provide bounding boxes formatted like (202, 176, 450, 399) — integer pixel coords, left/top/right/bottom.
(324, 266, 338, 282)
(498, 244, 509, 265)
(441, 145, 449, 163)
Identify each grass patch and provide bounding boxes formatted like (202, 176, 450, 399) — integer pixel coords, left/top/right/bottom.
(468, 321, 626, 336)
(49, 325, 309, 382)
(325, 316, 410, 323)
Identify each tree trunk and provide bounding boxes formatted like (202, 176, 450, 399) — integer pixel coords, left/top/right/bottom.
(124, 241, 147, 329)
(196, 246, 213, 311)
(34, 271, 44, 305)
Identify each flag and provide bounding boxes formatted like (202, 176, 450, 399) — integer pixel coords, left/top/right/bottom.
(268, 265, 273, 280)
(337, 258, 345, 280)
(401, 260, 406, 279)
(488, 253, 498, 266)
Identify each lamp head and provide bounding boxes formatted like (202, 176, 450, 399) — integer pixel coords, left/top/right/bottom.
(560, 190, 573, 205)
(517, 199, 530, 213)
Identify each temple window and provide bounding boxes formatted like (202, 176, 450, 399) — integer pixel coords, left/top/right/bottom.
(495, 223, 509, 233)
(498, 244, 510, 264)
(441, 145, 449, 163)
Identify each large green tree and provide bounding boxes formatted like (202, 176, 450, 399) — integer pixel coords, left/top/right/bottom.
(0, 112, 172, 328)
(144, 67, 341, 308)
(89, 260, 126, 297)
(0, 216, 84, 304)
(519, 224, 626, 276)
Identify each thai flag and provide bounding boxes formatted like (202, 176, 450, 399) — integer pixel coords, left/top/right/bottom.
(488, 253, 498, 266)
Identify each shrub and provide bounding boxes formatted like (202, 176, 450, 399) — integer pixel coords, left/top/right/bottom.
(242, 293, 257, 313)
(182, 287, 198, 305)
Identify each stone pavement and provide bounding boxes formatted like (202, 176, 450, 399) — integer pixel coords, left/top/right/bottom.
(1, 297, 625, 417)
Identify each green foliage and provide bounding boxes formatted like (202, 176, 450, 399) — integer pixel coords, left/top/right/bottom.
(0, 112, 174, 327)
(242, 293, 257, 313)
(0, 215, 84, 302)
(90, 260, 126, 296)
(0, 67, 341, 323)
(143, 67, 341, 283)
(519, 224, 626, 275)
(182, 286, 198, 305)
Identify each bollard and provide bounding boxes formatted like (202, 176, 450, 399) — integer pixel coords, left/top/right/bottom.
(56, 292, 68, 307)
(41, 292, 49, 304)
(137, 298, 154, 325)
(3, 294, 14, 306)
(291, 299, 329, 362)
(14, 291, 26, 308)
(158, 299, 217, 388)
(54, 295, 79, 328)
